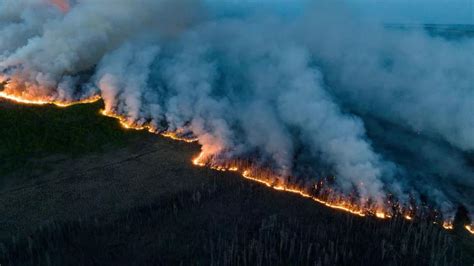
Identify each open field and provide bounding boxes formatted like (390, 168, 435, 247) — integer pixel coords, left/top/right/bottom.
(0, 100, 140, 178)
(0, 100, 473, 265)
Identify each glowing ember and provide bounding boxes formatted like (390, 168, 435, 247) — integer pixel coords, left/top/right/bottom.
(465, 225, 474, 234)
(376, 211, 389, 219)
(442, 221, 453, 230)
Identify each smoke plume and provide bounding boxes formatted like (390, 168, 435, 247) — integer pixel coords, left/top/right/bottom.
(0, 0, 473, 220)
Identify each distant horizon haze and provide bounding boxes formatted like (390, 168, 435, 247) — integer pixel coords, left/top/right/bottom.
(205, 0, 474, 24)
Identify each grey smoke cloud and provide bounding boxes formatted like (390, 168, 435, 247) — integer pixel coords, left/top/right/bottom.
(0, 0, 204, 100)
(0, 1, 61, 58)
(292, 7, 474, 152)
(0, 0, 472, 218)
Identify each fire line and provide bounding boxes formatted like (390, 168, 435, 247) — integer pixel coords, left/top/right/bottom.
(0, 90, 472, 236)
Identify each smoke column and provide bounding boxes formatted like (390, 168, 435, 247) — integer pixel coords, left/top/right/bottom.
(0, 0, 473, 221)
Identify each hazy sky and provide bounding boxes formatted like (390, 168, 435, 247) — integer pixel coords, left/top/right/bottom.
(349, 0, 473, 24)
(211, 0, 473, 24)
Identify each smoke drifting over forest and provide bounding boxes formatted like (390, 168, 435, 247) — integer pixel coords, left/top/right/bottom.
(0, 0, 473, 221)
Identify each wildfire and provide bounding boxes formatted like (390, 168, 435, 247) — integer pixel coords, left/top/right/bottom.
(100, 109, 198, 143)
(191, 151, 474, 234)
(442, 221, 454, 230)
(1, 89, 472, 235)
(100, 110, 150, 131)
(194, 153, 370, 218)
(161, 132, 198, 143)
(192, 153, 206, 167)
(376, 211, 390, 219)
(465, 225, 474, 235)
(0, 91, 101, 107)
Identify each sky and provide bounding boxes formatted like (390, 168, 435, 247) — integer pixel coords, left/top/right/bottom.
(209, 0, 474, 24)
(349, 0, 474, 24)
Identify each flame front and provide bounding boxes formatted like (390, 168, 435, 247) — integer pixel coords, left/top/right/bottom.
(0, 81, 100, 107)
(100, 109, 198, 143)
(0, 91, 100, 108)
(191, 151, 474, 233)
(193, 152, 392, 219)
(0, 89, 472, 235)
(465, 225, 474, 234)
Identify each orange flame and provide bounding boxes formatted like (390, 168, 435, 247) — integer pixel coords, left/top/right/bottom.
(100, 109, 198, 143)
(376, 211, 390, 219)
(442, 220, 453, 230)
(465, 225, 474, 235)
(161, 132, 198, 143)
(193, 152, 368, 218)
(0, 91, 100, 107)
(1, 89, 472, 235)
(191, 151, 474, 236)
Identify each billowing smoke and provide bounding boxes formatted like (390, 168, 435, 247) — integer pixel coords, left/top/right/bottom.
(0, 0, 473, 220)
(50, 0, 70, 13)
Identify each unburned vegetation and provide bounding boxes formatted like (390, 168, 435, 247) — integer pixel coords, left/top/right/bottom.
(0, 100, 472, 265)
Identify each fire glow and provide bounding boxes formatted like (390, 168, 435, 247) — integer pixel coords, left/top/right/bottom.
(50, 0, 70, 13)
(0, 90, 472, 235)
(0, 91, 101, 108)
(100, 109, 198, 143)
(192, 152, 398, 219)
(0, 80, 100, 107)
(466, 225, 474, 234)
(442, 221, 454, 230)
(191, 152, 474, 235)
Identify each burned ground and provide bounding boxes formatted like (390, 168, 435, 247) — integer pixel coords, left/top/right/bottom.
(0, 100, 473, 265)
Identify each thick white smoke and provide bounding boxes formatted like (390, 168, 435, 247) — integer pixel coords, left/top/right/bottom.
(0, 0, 203, 101)
(295, 10, 474, 152)
(0, 0, 472, 218)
